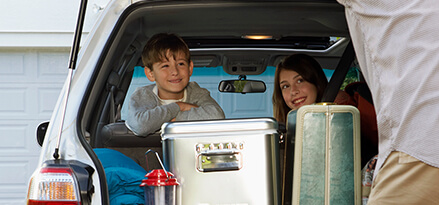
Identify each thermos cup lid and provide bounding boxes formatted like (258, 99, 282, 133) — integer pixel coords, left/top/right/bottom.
(140, 169, 179, 187)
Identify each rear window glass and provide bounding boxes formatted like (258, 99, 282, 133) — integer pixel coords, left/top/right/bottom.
(120, 66, 354, 120)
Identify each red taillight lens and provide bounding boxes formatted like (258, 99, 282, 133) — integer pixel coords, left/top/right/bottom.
(27, 200, 80, 205)
(27, 167, 81, 205)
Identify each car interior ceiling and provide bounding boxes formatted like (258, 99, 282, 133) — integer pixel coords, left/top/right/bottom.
(77, 1, 352, 169)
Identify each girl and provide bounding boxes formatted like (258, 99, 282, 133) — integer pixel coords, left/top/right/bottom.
(272, 53, 350, 124)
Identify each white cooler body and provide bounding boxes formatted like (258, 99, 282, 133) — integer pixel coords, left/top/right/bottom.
(161, 118, 281, 205)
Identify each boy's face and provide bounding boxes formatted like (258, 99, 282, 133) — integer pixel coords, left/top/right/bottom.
(145, 50, 193, 100)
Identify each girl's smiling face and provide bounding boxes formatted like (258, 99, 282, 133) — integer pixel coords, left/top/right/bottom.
(279, 69, 318, 111)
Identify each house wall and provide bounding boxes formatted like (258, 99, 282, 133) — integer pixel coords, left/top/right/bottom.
(0, 0, 109, 204)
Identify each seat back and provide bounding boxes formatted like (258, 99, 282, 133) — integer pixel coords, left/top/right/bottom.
(100, 121, 161, 147)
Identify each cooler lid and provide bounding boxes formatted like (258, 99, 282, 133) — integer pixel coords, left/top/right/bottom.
(161, 117, 278, 135)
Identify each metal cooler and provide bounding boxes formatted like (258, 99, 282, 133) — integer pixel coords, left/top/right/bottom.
(161, 118, 281, 205)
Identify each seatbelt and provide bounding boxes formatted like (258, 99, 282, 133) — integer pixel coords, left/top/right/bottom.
(109, 88, 116, 123)
(321, 40, 356, 102)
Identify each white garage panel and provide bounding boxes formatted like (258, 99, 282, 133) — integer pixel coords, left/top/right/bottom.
(0, 49, 68, 204)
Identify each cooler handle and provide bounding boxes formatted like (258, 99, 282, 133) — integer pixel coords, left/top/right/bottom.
(196, 149, 242, 172)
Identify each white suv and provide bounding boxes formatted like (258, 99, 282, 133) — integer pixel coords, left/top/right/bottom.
(26, 1, 357, 204)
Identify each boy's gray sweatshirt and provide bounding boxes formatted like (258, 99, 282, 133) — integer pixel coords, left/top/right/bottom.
(125, 82, 225, 136)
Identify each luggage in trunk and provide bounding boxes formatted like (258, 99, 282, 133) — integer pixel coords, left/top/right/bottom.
(161, 118, 281, 205)
(288, 105, 361, 205)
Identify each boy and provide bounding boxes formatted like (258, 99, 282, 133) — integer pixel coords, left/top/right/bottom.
(126, 33, 225, 136)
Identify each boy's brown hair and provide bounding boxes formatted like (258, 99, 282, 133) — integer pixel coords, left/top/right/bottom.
(142, 33, 191, 70)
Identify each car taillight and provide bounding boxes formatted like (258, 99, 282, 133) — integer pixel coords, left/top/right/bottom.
(27, 167, 81, 205)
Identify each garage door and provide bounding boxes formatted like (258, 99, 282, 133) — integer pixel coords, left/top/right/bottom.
(0, 48, 68, 204)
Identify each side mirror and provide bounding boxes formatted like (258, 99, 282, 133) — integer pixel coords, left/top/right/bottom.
(36, 121, 49, 146)
(218, 80, 266, 94)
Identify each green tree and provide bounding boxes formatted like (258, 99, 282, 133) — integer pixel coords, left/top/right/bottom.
(341, 67, 359, 90)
